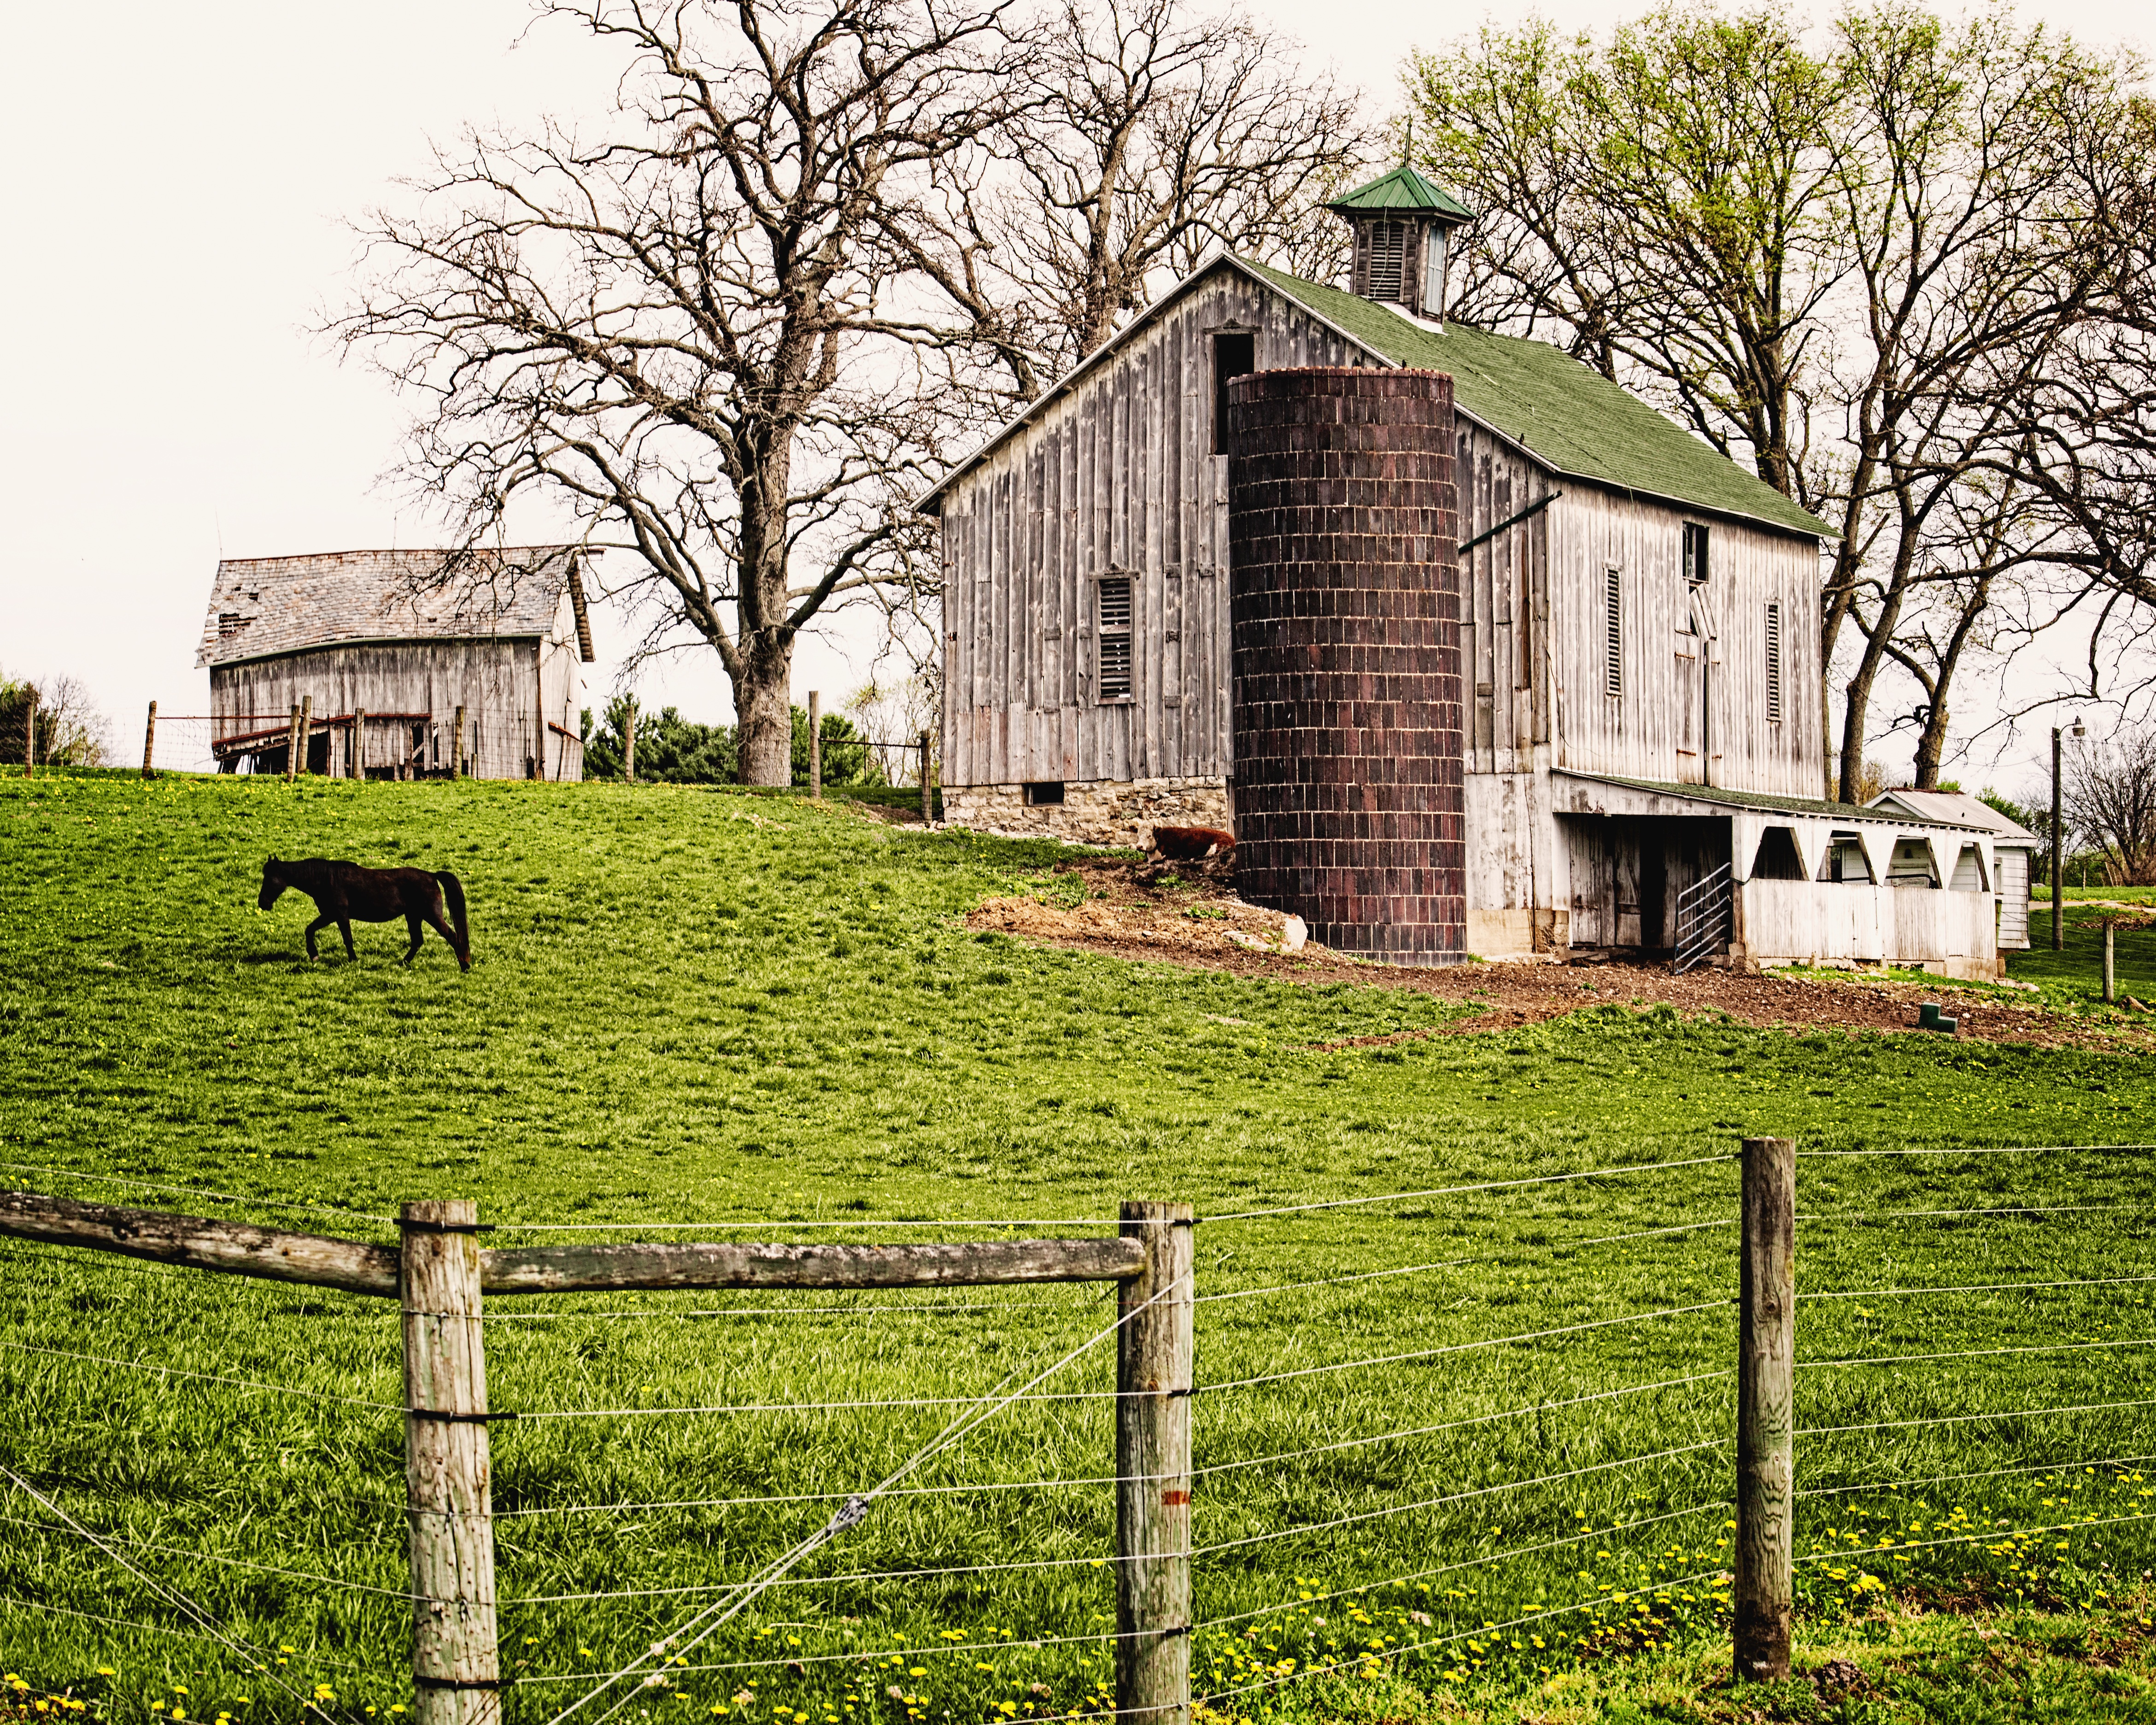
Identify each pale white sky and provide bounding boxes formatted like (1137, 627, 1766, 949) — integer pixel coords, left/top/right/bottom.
(0, 0, 2145, 790)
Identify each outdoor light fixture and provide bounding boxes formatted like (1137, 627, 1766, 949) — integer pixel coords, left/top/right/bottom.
(2072, 715, 2088, 739)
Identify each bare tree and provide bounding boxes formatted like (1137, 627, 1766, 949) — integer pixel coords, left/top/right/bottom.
(2067, 729, 2156, 885)
(915, 0, 1372, 378)
(335, 0, 1029, 784)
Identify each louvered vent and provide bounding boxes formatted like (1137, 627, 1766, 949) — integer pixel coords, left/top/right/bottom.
(1368, 223, 1406, 301)
(1097, 575, 1133, 700)
(1765, 601, 1783, 722)
(1605, 567, 1623, 697)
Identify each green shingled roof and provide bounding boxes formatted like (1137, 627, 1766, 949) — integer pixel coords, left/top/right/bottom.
(1242, 258, 1831, 539)
(1323, 165, 1476, 223)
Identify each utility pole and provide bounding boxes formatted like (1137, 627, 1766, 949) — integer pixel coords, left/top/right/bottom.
(2052, 716, 2086, 951)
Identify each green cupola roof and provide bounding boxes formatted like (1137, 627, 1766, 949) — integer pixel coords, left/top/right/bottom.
(1323, 164, 1476, 224)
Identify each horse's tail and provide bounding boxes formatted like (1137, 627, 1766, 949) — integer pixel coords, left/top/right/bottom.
(435, 871, 471, 963)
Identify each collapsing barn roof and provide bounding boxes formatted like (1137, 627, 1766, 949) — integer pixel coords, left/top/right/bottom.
(196, 547, 595, 669)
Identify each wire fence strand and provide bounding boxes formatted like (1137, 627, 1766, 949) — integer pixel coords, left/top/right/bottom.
(0, 1512, 405, 1600)
(1799, 1274, 2156, 1301)
(0, 1340, 399, 1410)
(1190, 1371, 1731, 1479)
(1198, 1500, 1734, 1635)
(1201, 1155, 1737, 1225)
(1187, 1440, 1726, 1558)
(0, 1162, 397, 1226)
(1194, 1218, 1737, 1306)
(1199, 1301, 1732, 1393)
(1802, 1338, 2156, 1371)
(1801, 1396, 2156, 1438)
(1798, 1451, 2156, 1502)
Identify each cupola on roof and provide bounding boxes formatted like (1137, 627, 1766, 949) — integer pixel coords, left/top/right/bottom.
(1324, 164, 1476, 224)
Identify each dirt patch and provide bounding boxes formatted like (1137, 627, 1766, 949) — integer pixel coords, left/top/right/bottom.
(967, 856, 2153, 1051)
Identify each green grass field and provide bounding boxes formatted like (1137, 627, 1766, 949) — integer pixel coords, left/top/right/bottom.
(3, 771, 2154, 1724)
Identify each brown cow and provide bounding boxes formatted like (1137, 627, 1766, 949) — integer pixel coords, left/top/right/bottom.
(1151, 825, 1236, 862)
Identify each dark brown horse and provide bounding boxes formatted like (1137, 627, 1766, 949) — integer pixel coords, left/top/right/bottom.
(259, 857, 471, 971)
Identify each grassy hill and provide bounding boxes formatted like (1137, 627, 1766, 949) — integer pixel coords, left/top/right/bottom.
(3, 771, 2154, 1723)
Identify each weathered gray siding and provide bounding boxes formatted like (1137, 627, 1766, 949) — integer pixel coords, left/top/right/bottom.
(211, 611, 585, 781)
(937, 272, 1365, 787)
(1545, 487, 1821, 797)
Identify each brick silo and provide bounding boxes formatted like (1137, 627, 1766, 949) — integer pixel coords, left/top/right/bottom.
(1225, 368, 1466, 964)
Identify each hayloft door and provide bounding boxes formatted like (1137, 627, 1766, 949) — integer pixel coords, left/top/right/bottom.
(1676, 527, 1714, 785)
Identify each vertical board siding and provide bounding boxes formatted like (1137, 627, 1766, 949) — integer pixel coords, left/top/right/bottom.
(937, 269, 1826, 811)
(937, 273, 1359, 787)
(210, 635, 579, 780)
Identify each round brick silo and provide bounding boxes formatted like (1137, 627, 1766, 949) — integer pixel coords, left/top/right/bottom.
(1226, 368, 1466, 964)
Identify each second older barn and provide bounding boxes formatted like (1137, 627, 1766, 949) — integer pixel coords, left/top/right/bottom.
(921, 168, 2011, 975)
(196, 547, 596, 780)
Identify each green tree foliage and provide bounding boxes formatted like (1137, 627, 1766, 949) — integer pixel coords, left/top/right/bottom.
(790, 707, 884, 788)
(580, 697, 737, 784)
(577, 698, 885, 787)
(1407, 5, 2151, 798)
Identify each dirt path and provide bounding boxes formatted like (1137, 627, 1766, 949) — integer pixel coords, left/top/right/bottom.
(968, 857, 2153, 1053)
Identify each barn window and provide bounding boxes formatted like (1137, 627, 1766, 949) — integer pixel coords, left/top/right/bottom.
(1605, 566, 1623, 697)
(1368, 222, 1407, 300)
(1765, 601, 1783, 722)
(1213, 332, 1254, 456)
(1024, 781, 1066, 806)
(1097, 575, 1133, 701)
(1682, 522, 1710, 586)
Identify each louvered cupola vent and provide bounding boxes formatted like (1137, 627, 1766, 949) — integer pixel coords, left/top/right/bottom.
(1325, 165, 1476, 326)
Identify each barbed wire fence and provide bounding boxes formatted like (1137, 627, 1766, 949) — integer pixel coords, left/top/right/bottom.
(2, 1139, 2152, 1723)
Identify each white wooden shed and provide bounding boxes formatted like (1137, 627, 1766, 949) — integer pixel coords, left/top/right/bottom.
(1870, 789, 2039, 950)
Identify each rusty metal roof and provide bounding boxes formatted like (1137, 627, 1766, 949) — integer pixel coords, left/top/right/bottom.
(197, 547, 580, 668)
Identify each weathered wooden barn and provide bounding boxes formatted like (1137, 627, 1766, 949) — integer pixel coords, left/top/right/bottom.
(195, 547, 595, 780)
(922, 167, 2009, 975)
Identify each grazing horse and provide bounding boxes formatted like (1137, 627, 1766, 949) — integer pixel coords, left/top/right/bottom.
(1150, 825, 1236, 862)
(259, 857, 471, 971)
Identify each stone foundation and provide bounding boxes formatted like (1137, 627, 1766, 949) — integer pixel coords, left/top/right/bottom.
(943, 776, 1230, 849)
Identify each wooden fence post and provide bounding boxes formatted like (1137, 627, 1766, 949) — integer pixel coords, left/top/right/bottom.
(919, 730, 932, 827)
(1735, 1137, 1795, 1683)
(1115, 1200, 1192, 1725)
(402, 1200, 501, 1725)
(283, 703, 302, 783)
(141, 702, 157, 780)
(354, 709, 368, 782)
(624, 698, 637, 785)
(2103, 920, 2117, 1004)
(808, 691, 821, 800)
(297, 696, 314, 777)
(451, 706, 466, 780)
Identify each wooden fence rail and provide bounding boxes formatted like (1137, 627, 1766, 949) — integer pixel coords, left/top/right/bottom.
(0, 1189, 1185, 1725)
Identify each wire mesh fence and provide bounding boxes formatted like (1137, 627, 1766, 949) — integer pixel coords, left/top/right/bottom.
(1, 1139, 2151, 1722)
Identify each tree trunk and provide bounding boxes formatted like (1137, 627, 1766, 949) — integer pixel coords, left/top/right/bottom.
(1912, 704, 1947, 790)
(732, 637, 794, 786)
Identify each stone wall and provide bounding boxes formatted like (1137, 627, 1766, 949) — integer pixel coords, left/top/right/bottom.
(943, 776, 1230, 849)
(1225, 368, 1467, 964)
